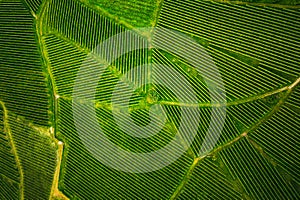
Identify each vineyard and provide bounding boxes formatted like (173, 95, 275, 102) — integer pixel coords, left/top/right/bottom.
(0, 0, 299, 199)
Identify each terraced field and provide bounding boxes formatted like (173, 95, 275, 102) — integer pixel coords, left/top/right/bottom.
(0, 0, 299, 199)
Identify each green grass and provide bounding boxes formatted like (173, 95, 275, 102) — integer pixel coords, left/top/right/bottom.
(0, 0, 50, 126)
(9, 115, 57, 200)
(0, 175, 20, 200)
(178, 157, 243, 199)
(57, 98, 194, 199)
(0, 1, 57, 199)
(225, 0, 300, 5)
(23, 0, 42, 13)
(0, 104, 21, 200)
(0, 0, 299, 199)
(250, 86, 300, 184)
(85, 0, 160, 27)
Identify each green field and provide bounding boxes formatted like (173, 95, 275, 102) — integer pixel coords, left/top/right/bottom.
(0, 0, 299, 199)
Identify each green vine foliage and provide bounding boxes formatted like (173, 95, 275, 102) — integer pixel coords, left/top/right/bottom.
(0, 0, 299, 199)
